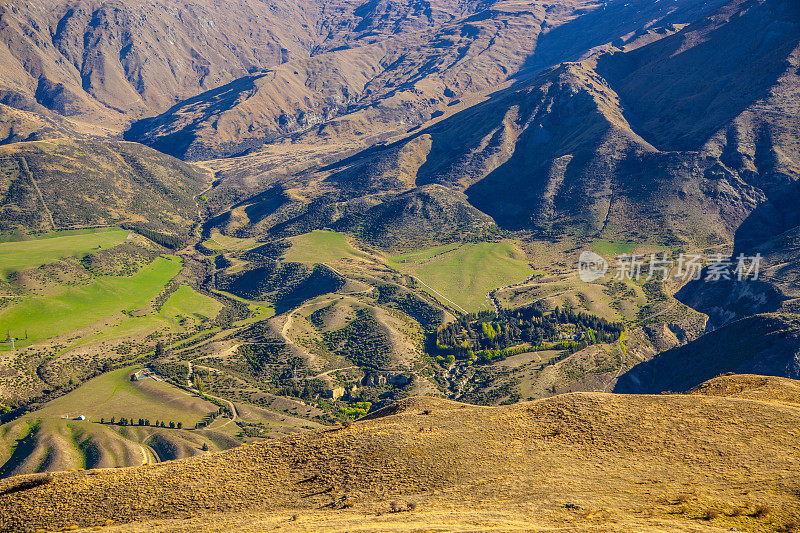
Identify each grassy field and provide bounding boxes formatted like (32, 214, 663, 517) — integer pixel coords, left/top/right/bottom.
(66, 285, 224, 349)
(70, 316, 165, 349)
(0, 256, 182, 345)
(202, 231, 259, 252)
(388, 242, 532, 312)
(589, 239, 673, 258)
(0, 228, 129, 276)
(160, 285, 223, 325)
(22, 366, 216, 425)
(590, 239, 641, 257)
(283, 230, 364, 264)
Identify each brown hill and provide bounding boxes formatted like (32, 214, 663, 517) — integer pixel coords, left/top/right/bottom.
(690, 373, 800, 408)
(0, 139, 209, 236)
(125, 0, 731, 160)
(125, 3, 552, 160)
(411, 0, 800, 240)
(1, 376, 799, 532)
(0, 0, 508, 137)
(186, 0, 800, 250)
(0, 0, 322, 129)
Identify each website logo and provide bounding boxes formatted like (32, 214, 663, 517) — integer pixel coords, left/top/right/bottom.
(578, 251, 609, 282)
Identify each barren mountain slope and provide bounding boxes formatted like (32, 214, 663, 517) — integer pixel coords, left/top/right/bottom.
(172, 0, 799, 251)
(1, 376, 799, 532)
(414, 0, 800, 241)
(125, 4, 552, 160)
(126, 0, 731, 160)
(0, 0, 326, 129)
(0, 0, 510, 137)
(246, 0, 798, 247)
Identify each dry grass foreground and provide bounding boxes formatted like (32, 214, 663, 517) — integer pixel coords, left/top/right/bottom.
(1, 375, 799, 533)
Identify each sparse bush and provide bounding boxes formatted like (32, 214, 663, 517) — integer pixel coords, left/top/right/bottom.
(700, 509, 719, 521)
(673, 494, 691, 504)
(749, 504, 771, 518)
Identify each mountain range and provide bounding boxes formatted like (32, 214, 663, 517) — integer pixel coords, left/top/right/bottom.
(0, 0, 799, 528)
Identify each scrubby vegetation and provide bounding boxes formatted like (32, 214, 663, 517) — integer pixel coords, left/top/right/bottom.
(375, 284, 444, 332)
(237, 343, 288, 375)
(322, 309, 393, 369)
(0, 140, 207, 235)
(217, 259, 344, 312)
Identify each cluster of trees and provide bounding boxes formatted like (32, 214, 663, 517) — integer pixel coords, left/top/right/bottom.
(100, 417, 183, 429)
(148, 360, 189, 383)
(323, 309, 392, 368)
(271, 376, 328, 401)
(340, 401, 372, 420)
(436, 306, 624, 362)
(122, 223, 187, 250)
(238, 343, 287, 376)
(194, 406, 232, 429)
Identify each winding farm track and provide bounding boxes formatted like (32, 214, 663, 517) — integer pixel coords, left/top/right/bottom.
(312, 366, 358, 380)
(279, 263, 374, 351)
(136, 443, 153, 466)
(185, 362, 238, 428)
(204, 393, 238, 428)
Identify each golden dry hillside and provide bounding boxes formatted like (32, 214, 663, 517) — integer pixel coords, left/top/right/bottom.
(1, 374, 798, 533)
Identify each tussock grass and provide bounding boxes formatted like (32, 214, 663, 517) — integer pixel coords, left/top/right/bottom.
(1, 376, 798, 532)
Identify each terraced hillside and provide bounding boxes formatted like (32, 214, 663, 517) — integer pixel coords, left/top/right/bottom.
(0, 375, 798, 532)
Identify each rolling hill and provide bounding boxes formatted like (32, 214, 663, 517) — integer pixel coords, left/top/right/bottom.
(0, 0, 545, 139)
(0, 139, 209, 236)
(0, 0, 799, 513)
(0, 364, 325, 479)
(0, 375, 799, 532)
